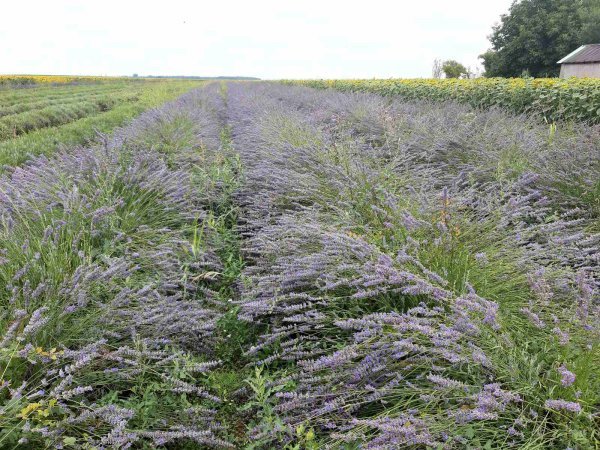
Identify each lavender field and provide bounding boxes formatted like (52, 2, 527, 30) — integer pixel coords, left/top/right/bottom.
(0, 81, 598, 449)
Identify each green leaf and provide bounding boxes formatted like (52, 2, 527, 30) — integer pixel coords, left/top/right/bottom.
(63, 437, 77, 446)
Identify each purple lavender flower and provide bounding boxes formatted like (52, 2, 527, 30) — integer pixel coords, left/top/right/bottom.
(544, 399, 582, 413)
(557, 365, 576, 387)
(552, 327, 570, 345)
(520, 307, 545, 329)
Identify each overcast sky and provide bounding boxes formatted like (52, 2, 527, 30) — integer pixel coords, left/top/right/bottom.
(1, 0, 514, 79)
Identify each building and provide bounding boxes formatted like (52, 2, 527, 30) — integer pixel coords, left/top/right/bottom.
(558, 44, 600, 78)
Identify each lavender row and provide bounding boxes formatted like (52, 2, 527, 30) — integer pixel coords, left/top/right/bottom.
(226, 83, 598, 448)
(0, 83, 236, 448)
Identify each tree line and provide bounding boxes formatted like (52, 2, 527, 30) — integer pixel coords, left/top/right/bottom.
(481, 0, 600, 77)
(435, 0, 600, 78)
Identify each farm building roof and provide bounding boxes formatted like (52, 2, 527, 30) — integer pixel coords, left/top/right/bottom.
(558, 44, 600, 64)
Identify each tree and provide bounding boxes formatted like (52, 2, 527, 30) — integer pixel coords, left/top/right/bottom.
(463, 66, 477, 79)
(432, 59, 443, 79)
(580, 0, 600, 43)
(480, 0, 596, 78)
(442, 60, 468, 78)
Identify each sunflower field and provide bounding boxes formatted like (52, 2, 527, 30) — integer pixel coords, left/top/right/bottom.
(284, 77, 600, 123)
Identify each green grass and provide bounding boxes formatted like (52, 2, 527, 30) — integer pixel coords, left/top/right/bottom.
(0, 81, 201, 169)
(0, 83, 129, 109)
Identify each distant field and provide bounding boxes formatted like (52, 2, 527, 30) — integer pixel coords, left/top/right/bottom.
(0, 79, 202, 167)
(0, 83, 140, 140)
(0, 74, 259, 87)
(0, 74, 136, 86)
(285, 77, 600, 123)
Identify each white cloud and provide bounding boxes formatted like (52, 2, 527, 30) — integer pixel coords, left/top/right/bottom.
(0, 0, 512, 78)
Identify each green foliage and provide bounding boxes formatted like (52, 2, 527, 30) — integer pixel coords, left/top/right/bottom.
(579, 0, 600, 43)
(0, 77, 36, 87)
(284, 78, 600, 124)
(242, 367, 294, 449)
(0, 94, 130, 140)
(0, 81, 201, 168)
(481, 0, 597, 77)
(442, 60, 468, 79)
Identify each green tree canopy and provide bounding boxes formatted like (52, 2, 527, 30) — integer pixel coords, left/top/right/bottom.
(442, 60, 468, 78)
(580, 0, 600, 43)
(480, 0, 600, 77)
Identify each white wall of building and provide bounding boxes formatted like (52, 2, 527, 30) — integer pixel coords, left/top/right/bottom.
(560, 63, 600, 78)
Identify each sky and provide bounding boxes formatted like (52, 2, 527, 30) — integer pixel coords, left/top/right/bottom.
(0, 0, 514, 79)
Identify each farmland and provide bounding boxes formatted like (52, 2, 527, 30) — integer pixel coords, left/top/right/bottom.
(0, 80, 202, 167)
(0, 75, 136, 86)
(285, 78, 600, 124)
(0, 80, 598, 449)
